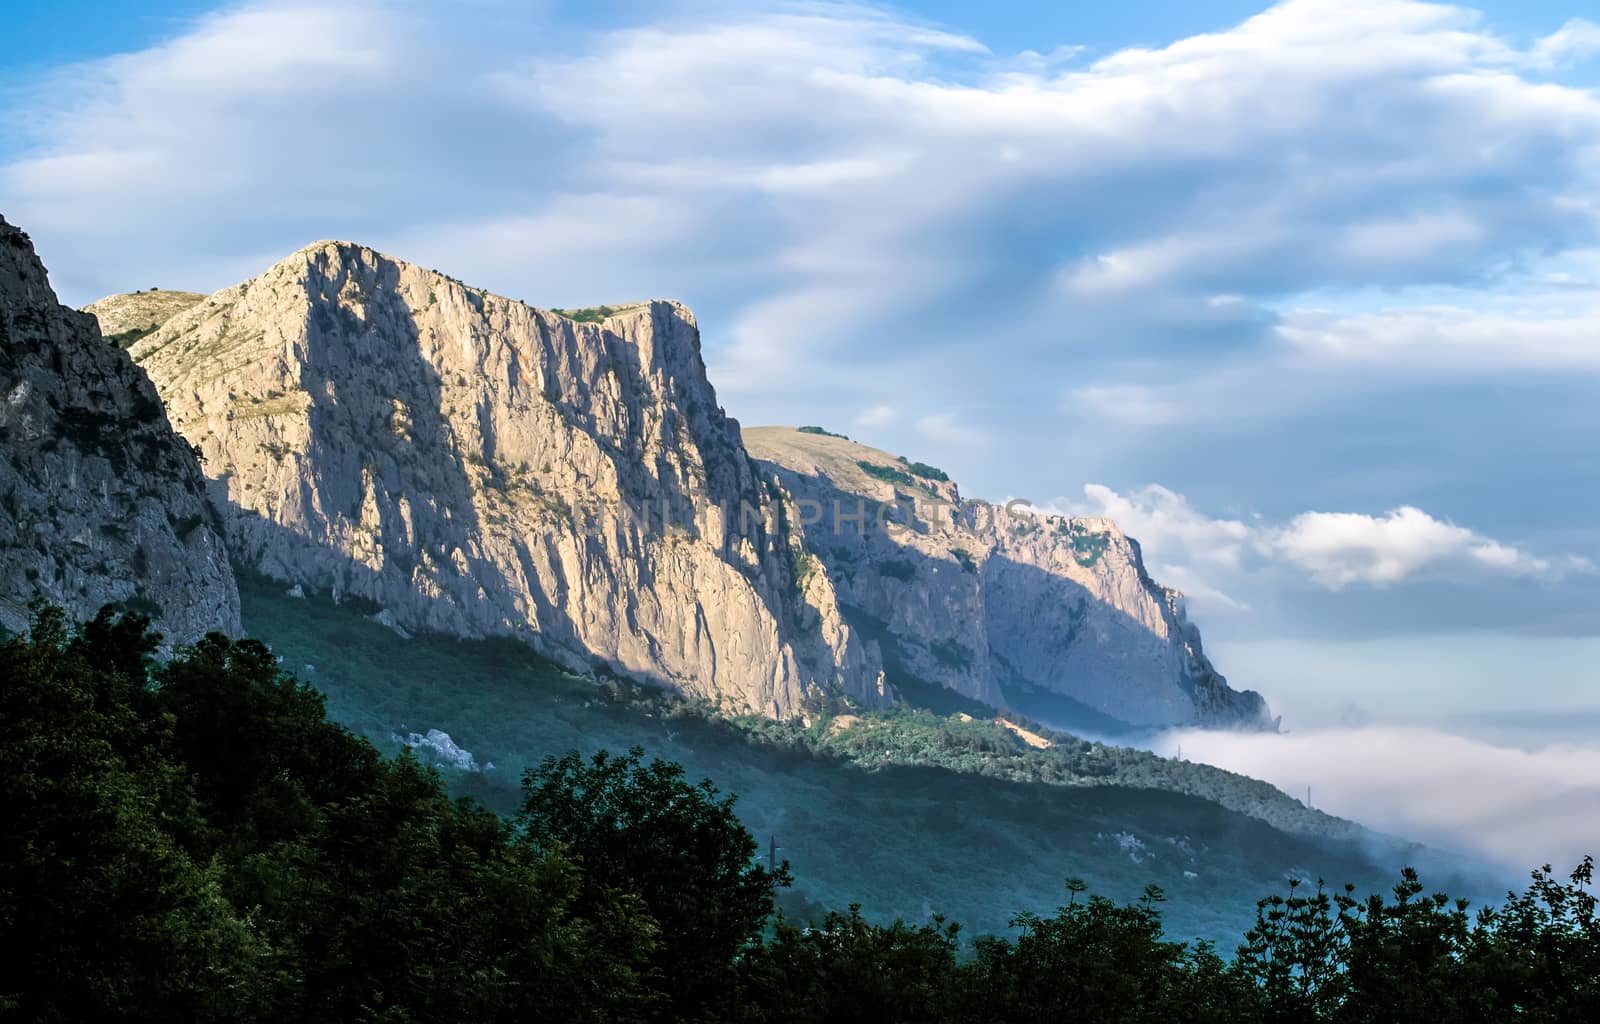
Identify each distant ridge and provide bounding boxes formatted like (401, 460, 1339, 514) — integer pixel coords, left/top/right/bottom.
(82, 288, 205, 347)
(744, 426, 1272, 730)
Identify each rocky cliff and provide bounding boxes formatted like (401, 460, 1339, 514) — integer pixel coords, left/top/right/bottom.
(131, 241, 884, 717)
(0, 215, 239, 642)
(743, 427, 1273, 729)
(118, 236, 1266, 726)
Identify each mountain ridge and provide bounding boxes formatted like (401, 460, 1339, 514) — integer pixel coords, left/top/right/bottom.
(92, 234, 1267, 728)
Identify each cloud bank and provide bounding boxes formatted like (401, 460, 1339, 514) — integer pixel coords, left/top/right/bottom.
(1071, 483, 1593, 609)
(1159, 725, 1600, 876)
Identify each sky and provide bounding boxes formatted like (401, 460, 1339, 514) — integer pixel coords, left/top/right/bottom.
(3, 0, 1597, 864)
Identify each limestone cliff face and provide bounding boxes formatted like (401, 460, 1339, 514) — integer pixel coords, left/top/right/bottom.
(743, 427, 1273, 729)
(132, 242, 884, 717)
(0, 215, 239, 642)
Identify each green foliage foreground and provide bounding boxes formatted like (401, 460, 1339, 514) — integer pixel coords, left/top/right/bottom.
(2, 608, 1596, 1023)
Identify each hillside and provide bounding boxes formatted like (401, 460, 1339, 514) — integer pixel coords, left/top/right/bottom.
(81, 288, 205, 347)
(745, 426, 1271, 731)
(238, 573, 1414, 945)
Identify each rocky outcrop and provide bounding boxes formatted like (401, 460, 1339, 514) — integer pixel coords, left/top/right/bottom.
(132, 242, 885, 717)
(0, 215, 239, 642)
(743, 427, 1273, 730)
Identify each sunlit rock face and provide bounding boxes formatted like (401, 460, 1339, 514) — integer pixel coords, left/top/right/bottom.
(0, 214, 239, 643)
(133, 241, 883, 717)
(744, 427, 1273, 730)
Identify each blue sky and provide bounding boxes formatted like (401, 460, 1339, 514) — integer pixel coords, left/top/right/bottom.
(4, 0, 1592, 73)
(3, 0, 1599, 739)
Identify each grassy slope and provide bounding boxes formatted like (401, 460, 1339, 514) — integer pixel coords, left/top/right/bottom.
(743, 424, 949, 499)
(81, 289, 207, 346)
(239, 575, 1406, 947)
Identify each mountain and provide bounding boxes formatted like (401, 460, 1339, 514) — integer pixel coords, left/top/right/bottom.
(129, 241, 881, 717)
(115, 238, 1269, 727)
(745, 427, 1273, 731)
(4, 216, 1488, 948)
(0, 215, 238, 642)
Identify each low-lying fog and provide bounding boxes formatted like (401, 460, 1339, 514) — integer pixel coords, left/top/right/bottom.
(1154, 721, 1600, 879)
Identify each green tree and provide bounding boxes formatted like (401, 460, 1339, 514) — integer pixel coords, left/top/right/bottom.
(735, 906, 961, 1024)
(963, 882, 1261, 1024)
(0, 606, 256, 1021)
(1236, 877, 1349, 1021)
(516, 747, 791, 1016)
(0, 608, 663, 1022)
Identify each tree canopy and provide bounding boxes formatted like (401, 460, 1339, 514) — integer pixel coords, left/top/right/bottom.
(1, 605, 1595, 1022)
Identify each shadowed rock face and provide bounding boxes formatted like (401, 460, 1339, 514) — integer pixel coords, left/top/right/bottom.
(133, 241, 884, 717)
(743, 427, 1274, 730)
(0, 215, 239, 642)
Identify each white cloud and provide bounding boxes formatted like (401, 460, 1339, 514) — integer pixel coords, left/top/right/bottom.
(1267, 505, 1559, 588)
(11, 0, 1600, 372)
(1275, 304, 1600, 372)
(1159, 725, 1600, 874)
(1080, 483, 1252, 570)
(1073, 485, 1591, 598)
(6, 2, 408, 223)
(1146, 562, 1252, 613)
(854, 403, 897, 428)
(914, 411, 986, 446)
(1334, 210, 1484, 269)
(1066, 384, 1189, 427)
(1530, 18, 1600, 69)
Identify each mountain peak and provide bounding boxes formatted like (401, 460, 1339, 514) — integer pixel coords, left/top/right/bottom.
(271, 238, 686, 328)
